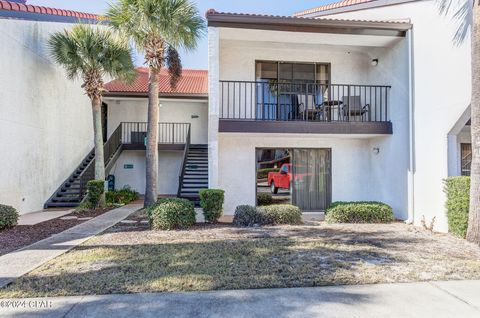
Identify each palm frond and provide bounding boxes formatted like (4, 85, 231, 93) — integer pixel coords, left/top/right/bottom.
(49, 24, 135, 96)
(166, 45, 182, 89)
(437, 0, 472, 45)
(107, 0, 205, 53)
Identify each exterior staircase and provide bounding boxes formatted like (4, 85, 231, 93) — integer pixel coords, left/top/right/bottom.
(178, 144, 209, 205)
(44, 124, 123, 208)
(44, 150, 96, 208)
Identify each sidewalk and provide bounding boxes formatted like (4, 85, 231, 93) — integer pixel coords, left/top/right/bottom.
(1, 280, 479, 318)
(0, 204, 142, 288)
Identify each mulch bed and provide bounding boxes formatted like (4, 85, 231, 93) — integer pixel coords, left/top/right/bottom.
(0, 208, 113, 256)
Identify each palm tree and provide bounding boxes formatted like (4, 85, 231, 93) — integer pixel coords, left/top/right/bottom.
(107, 0, 205, 208)
(440, 0, 480, 244)
(49, 24, 135, 206)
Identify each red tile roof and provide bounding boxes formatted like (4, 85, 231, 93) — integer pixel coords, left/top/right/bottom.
(0, 0, 100, 20)
(294, 0, 376, 17)
(105, 68, 208, 97)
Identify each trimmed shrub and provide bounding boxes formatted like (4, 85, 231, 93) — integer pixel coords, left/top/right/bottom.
(233, 205, 259, 227)
(257, 193, 273, 206)
(199, 189, 225, 223)
(257, 168, 279, 179)
(148, 198, 195, 230)
(444, 177, 470, 238)
(257, 204, 303, 225)
(0, 204, 19, 230)
(325, 201, 394, 224)
(85, 180, 105, 209)
(106, 186, 139, 205)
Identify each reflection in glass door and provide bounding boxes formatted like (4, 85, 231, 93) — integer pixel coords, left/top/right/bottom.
(291, 149, 331, 211)
(256, 148, 332, 211)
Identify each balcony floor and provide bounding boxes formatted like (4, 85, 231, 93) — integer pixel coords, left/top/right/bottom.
(219, 120, 392, 135)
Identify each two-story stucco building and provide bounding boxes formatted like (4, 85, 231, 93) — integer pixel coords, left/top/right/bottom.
(0, 0, 473, 233)
(206, 0, 471, 231)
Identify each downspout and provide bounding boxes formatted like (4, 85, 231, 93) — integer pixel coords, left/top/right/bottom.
(407, 28, 416, 224)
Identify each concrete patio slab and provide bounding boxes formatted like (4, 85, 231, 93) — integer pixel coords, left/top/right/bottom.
(18, 209, 74, 225)
(0, 204, 142, 288)
(1, 281, 479, 318)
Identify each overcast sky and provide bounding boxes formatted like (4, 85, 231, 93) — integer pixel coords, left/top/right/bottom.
(27, 0, 332, 69)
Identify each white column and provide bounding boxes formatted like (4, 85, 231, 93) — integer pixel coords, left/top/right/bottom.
(208, 27, 220, 188)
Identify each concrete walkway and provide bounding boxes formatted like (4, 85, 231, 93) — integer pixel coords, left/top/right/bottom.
(18, 209, 74, 225)
(0, 204, 142, 288)
(1, 280, 479, 317)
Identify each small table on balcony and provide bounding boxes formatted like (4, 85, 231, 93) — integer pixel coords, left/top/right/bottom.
(323, 101, 343, 121)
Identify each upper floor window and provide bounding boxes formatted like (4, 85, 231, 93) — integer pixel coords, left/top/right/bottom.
(255, 61, 330, 120)
(255, 61, 330, 85)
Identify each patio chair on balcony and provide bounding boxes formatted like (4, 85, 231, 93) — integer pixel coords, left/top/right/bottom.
(298, 93, 324, 121)
(342, 96, 370, 121)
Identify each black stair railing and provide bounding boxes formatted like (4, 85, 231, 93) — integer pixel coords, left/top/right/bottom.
(177, 124, 192, 197)
(78, 123, 123, 198)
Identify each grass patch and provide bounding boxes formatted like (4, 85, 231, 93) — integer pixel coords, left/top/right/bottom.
(2, 222, 480, 297)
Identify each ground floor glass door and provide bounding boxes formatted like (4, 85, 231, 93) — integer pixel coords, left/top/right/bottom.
(256, 148, 331, 211)
(292, 149, 331, 211)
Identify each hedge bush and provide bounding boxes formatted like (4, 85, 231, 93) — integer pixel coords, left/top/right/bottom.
(85, 180, 105, 209)
(199, 189, 225, 223)
(233, 205, 259, 227)
(257, 168, 279, 179)
(106, 186, 139, 205)
(257, 204, 303, 225)
(148, 198, 195, 230)
(0, 204, 19, 230)
(444, 177, 470, 238)
(325, 201, 394, 224)
(257, 193, 273, 206)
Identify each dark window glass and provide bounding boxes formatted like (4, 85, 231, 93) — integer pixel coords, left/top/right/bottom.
(461, 143, 472, 176)
(256, 62, 277, 81)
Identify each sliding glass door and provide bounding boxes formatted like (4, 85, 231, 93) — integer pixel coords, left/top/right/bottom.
(291, 149, 331, 211)
(255, 61, 330, 121)
(256, 148, 332, 211)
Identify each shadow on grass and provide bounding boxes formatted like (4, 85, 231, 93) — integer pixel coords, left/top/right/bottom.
(0, 229, 417, 298)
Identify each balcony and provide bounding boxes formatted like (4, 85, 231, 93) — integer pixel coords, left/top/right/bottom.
(218, 81, 392, 134)
(120, 122, 190, 151)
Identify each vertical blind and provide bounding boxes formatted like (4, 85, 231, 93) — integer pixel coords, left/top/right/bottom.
(291, 149, 332, 211)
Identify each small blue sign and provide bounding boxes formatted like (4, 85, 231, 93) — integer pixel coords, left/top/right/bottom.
(124, 164, 134, 169)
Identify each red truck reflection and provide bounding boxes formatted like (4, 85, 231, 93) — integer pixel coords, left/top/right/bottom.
(268, 164, 307, 194)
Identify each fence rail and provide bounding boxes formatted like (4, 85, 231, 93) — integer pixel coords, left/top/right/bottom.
(121, 122, 191, 145)
(219, 81, 391, 123)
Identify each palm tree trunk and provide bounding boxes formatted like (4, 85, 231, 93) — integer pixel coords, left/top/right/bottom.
(144, 67, 159, 207)
(467, 4, 480, 244)
(92, 96, 106, 207)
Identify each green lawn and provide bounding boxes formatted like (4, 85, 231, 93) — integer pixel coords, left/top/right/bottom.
(2, 219, 480, 298)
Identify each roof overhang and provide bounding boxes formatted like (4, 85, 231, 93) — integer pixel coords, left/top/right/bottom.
(295, 0, 418, 18)
(206, 11, 412, 37)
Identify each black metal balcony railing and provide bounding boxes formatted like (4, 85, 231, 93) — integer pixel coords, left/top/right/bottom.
(77, 122, 191, 198)
(121, 122, 191, 145)
(219, 81, 391, 123)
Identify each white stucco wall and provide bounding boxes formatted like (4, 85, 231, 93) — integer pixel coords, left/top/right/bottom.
(107, 150, 182, 195)
(319, 0, 471, 232)
(104, 98, 208, 144)
(218, 133, 399, 216)
(0, 19, 93, 214)
(209, 25, 410, 220)
(103, 97, 208, 195)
